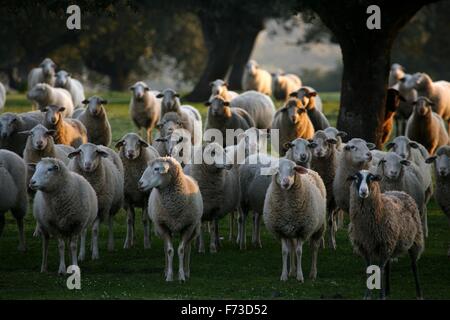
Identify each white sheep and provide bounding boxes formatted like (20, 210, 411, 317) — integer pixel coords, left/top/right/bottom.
(30, 158, 97, 274)
(289, 87, 329, 131)
(0, 149, 28, 251)
(388, 63, 406, 88)
(139, 157, 202, 281)
(241, 60, 272, 95)
(263, 158, 326, 282)
(77, 96, 112, 146)
(27, 83, 74, 117)
(209, 79, 239, 101)
(230, 90, 276, 129)
(54, 70, 86, 109)
(27, 58, 56, 90)
(396, 74, 418, 135)
(272, 71, 302, 101)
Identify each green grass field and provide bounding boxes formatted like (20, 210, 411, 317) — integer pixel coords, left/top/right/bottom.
(0, 92, 449, 300)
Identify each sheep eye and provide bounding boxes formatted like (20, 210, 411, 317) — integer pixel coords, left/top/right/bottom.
(351, 146, 356, 150)
(154, 167, 159, 172)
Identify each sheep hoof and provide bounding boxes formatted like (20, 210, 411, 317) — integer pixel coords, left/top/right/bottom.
(40, 267, 47, 273)
(165, 274, 174, 282)
(58, 266, 66, 275)
(280, 274, 288, 281)
(178, 273, 186, 282)
(92, 253, 100, 260)
(144, 240, 151, 249)
(309, 272, 317, 281)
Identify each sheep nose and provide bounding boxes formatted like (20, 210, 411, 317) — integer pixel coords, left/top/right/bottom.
(300, 154, 307, 161)
(366, 152, 372, 161)
(389, 171, 397, 177)
(51, 117, 57, 123)
(399, 153, 406, 159)
(439, 169, 447, 176)
(29, 180, 37, 189)
(127, 151, 135, 159)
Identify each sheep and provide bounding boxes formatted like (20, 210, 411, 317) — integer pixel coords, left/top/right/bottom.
(209, 79, 239, 101)
(263, 158, 326, 282)
(0, 149, 28, 251)
(204, 96, 255, 146)
(129, 81, 161, 143)
(27, 58, 56, 90)
(284, 138, 312, 168)
(68, 143, 124, 258)
(229, 90, 276, 129)
(323, 127, 346, 151)
(405, 72, 450, 130)
(388, 63, 406, 88)
(289, 86, 324, 112)
(396, 74, 418, 136)
(347, 170, 424, 299)
(30, 158, 97, 274)
(115, 133, 159, 249)
(425, 146, 450, 256)
(405, 96, 449, 155)
(21, 124, 74, 166)
(0, 82, 5, 111)
(42, 105, 88, 148)
(27, 83, 74, 117)
(0, 111, 44, 156)
(184, 142, 238, 253)
(272, 97, 315, 156)
(272, 71, 302, 101)
(138, 157, 202, 282)
(76, 96, 112, 146)
(241, 60, 272, 95)
(54, 70, 86, 109)
(289, 87, 329, 131)
(332, 138, 375, 214)
(309, 130, 341, 249)
(381, 88, 403, 145)
(156, 89, 202, 145)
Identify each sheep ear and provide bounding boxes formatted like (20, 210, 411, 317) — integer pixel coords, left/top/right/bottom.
(288, 92, 297, 98)
(346, 174, 357, 181)
(100, 99, 108, 105)
(156, 122, 163, 129)
(283, 142, 294, 150)
(96, 150, 109, 158)
(399, 95, 406, 102)
(425, 156, 437, 164)
(385, 142, 395, 150)
(307, 91, 317, 98)
(46, 130, 56, 137)
(337, 131, 347, 138)
(409, 142, 419, 149)
(42, 106, 49, 112)
(400, 160, 411, 166)
(369, 174, 382, 182)
(129, 86, 135, 91)
(18, 130, 31, 136)
(58, 106, 66, 112)
(209, 82, 214, 87)
(223, 101, 230, 106)
(155, 137, 167, 143)
(224, 106, 232, 118)
(204, 101, 211, 107)
(81, 99, 89, 105)
(144, 87, 150, 91)
(139, 139, 149, 147)
(294, 166, 308, 174)
(327, 138, 337, 145)
(67, 149, 81, 159)
(366, 143, 376, 150)
(399, 77, 406, 83)
(308, 142, 318, 148)
(223, 81, 228, 87)
(344, 145, 351, 151)
(156, 93, 163, 98)
(114, 140, 124, 149)
(27, 163, 37, 170)
(174, 93, 180, 98)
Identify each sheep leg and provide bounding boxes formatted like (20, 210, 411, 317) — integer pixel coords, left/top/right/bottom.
(124, 205, 135, 249)
(184, 243, 192, 279)
(142, 206, 151, 249)
(0, 213, 4, 237)
(252, 213, 262, 248)
(422, 205, 428, 238)
(280, 238, 289, 281)
(91, 218, 100, 260)
(197, 223, 205, 253)
(236, 206, 244, 245)
(70, 237, 78, 267)
(408, 249, 423, 299)
(16, 216, 26, 252)
(228, 212, 234, 242)
(288, 239, 296, 277)
(238, 207, 248, 250)
(162, 234, 174, 282)
(58, 238, 66, 275)
(107, 214, 114, 252)
(295, 240, 304, 282)
(78, 228, 87, 261)
(41, 233, 49, 273)
(363, 258, 372, 300)
(147, 128, 153, 144)
(209, 219, 218, 253)
(378, 258, 388, 300)
(177, 241, 186, 282)
(309, 238, 321, 281)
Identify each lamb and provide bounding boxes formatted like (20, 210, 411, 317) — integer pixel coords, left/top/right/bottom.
(272, 97, 315, 156)
(209, 79, 239, 101)
(229, 90, 276, 129)
(405, 96, 449, 155)
(332, 138, 375, 213)
(129, 81, 161, 143)
(42, 105, 88, 148)
(381, 88, 403, 145)
(263, 158, 326, 282)
(323, 127, 347, 152)
(184, 142, 238, 253)
(54, 70, 86, 109)
(115, 133, 159, 249)
(156, 89, 202, 145)
(309, 130, 340, 249)
(425, 146, 450, 256)
(68, 143, 124, 258)
(27, 83, 74, 117)
(241, 60, 272, 95)
(289, 87, 329, 131)
(205, 96, 255, 146)
(284, 138, 313, 168)
(27, 58, 56, 90)
(388, 63, 406, 88)
(0, 82, 5, 111)
(0, 149, 28, 251)
(30, 158, 97, 274)
(138, 157, 202, 281)
(347, 170, 424, 299)
(406, 72, 450, 130)
(0, 111, 44, 156)
(76, 96, 112, 146)
(396, 74, 418, 136)
(271, 71, 302, 101)
(21, 124, 75, 166)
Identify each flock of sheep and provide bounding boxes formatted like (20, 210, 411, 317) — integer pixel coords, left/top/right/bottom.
(0, 58, 450, 299)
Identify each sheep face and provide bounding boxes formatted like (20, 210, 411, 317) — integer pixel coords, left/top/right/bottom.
(324, 127, 347, 144)
(55, 70, 70, 87)
(343, 138, 374, 165)
(29, 158, 64, 192)
(291, 88, 317, 110)
(378, 152, 410, 180)
(68, 143, 109, 173)
(39, 58, 56, 78)
(43, 105, 65, 126)
(203, 142, 232, 171)
(116, 133, 149, 160)
(82, 96, 107, 117)
(156, 129, 191, 163)
(245, 60, 259, 76)
(390, 64, 405, 82)
(413, 97, 434, 117)
(281, 98, 307, 124)
(157, 89, 180, 112)
(427, 147, 450, 177)
(210, 80, 227, 97)
(157, 112, 183, 136)
(274, 158, 307, 190)
(205, 97, 232, 118)
(139, 159, 172, 191)
(284, 138, 311, 166)
(130, 82, 150, 101)
(348, 170, 382, 199)
(386, 136, 419, 160)
(27, 83, 50, 101)
(0, 113, 20, 138)
(309, 131, 336, 158)
(21, 124, 55, 151)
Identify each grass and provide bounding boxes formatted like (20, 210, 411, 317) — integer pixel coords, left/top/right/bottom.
(0, 92, 449, 300)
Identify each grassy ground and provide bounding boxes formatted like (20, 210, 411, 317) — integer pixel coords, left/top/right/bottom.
(0, 92, 449, 300)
